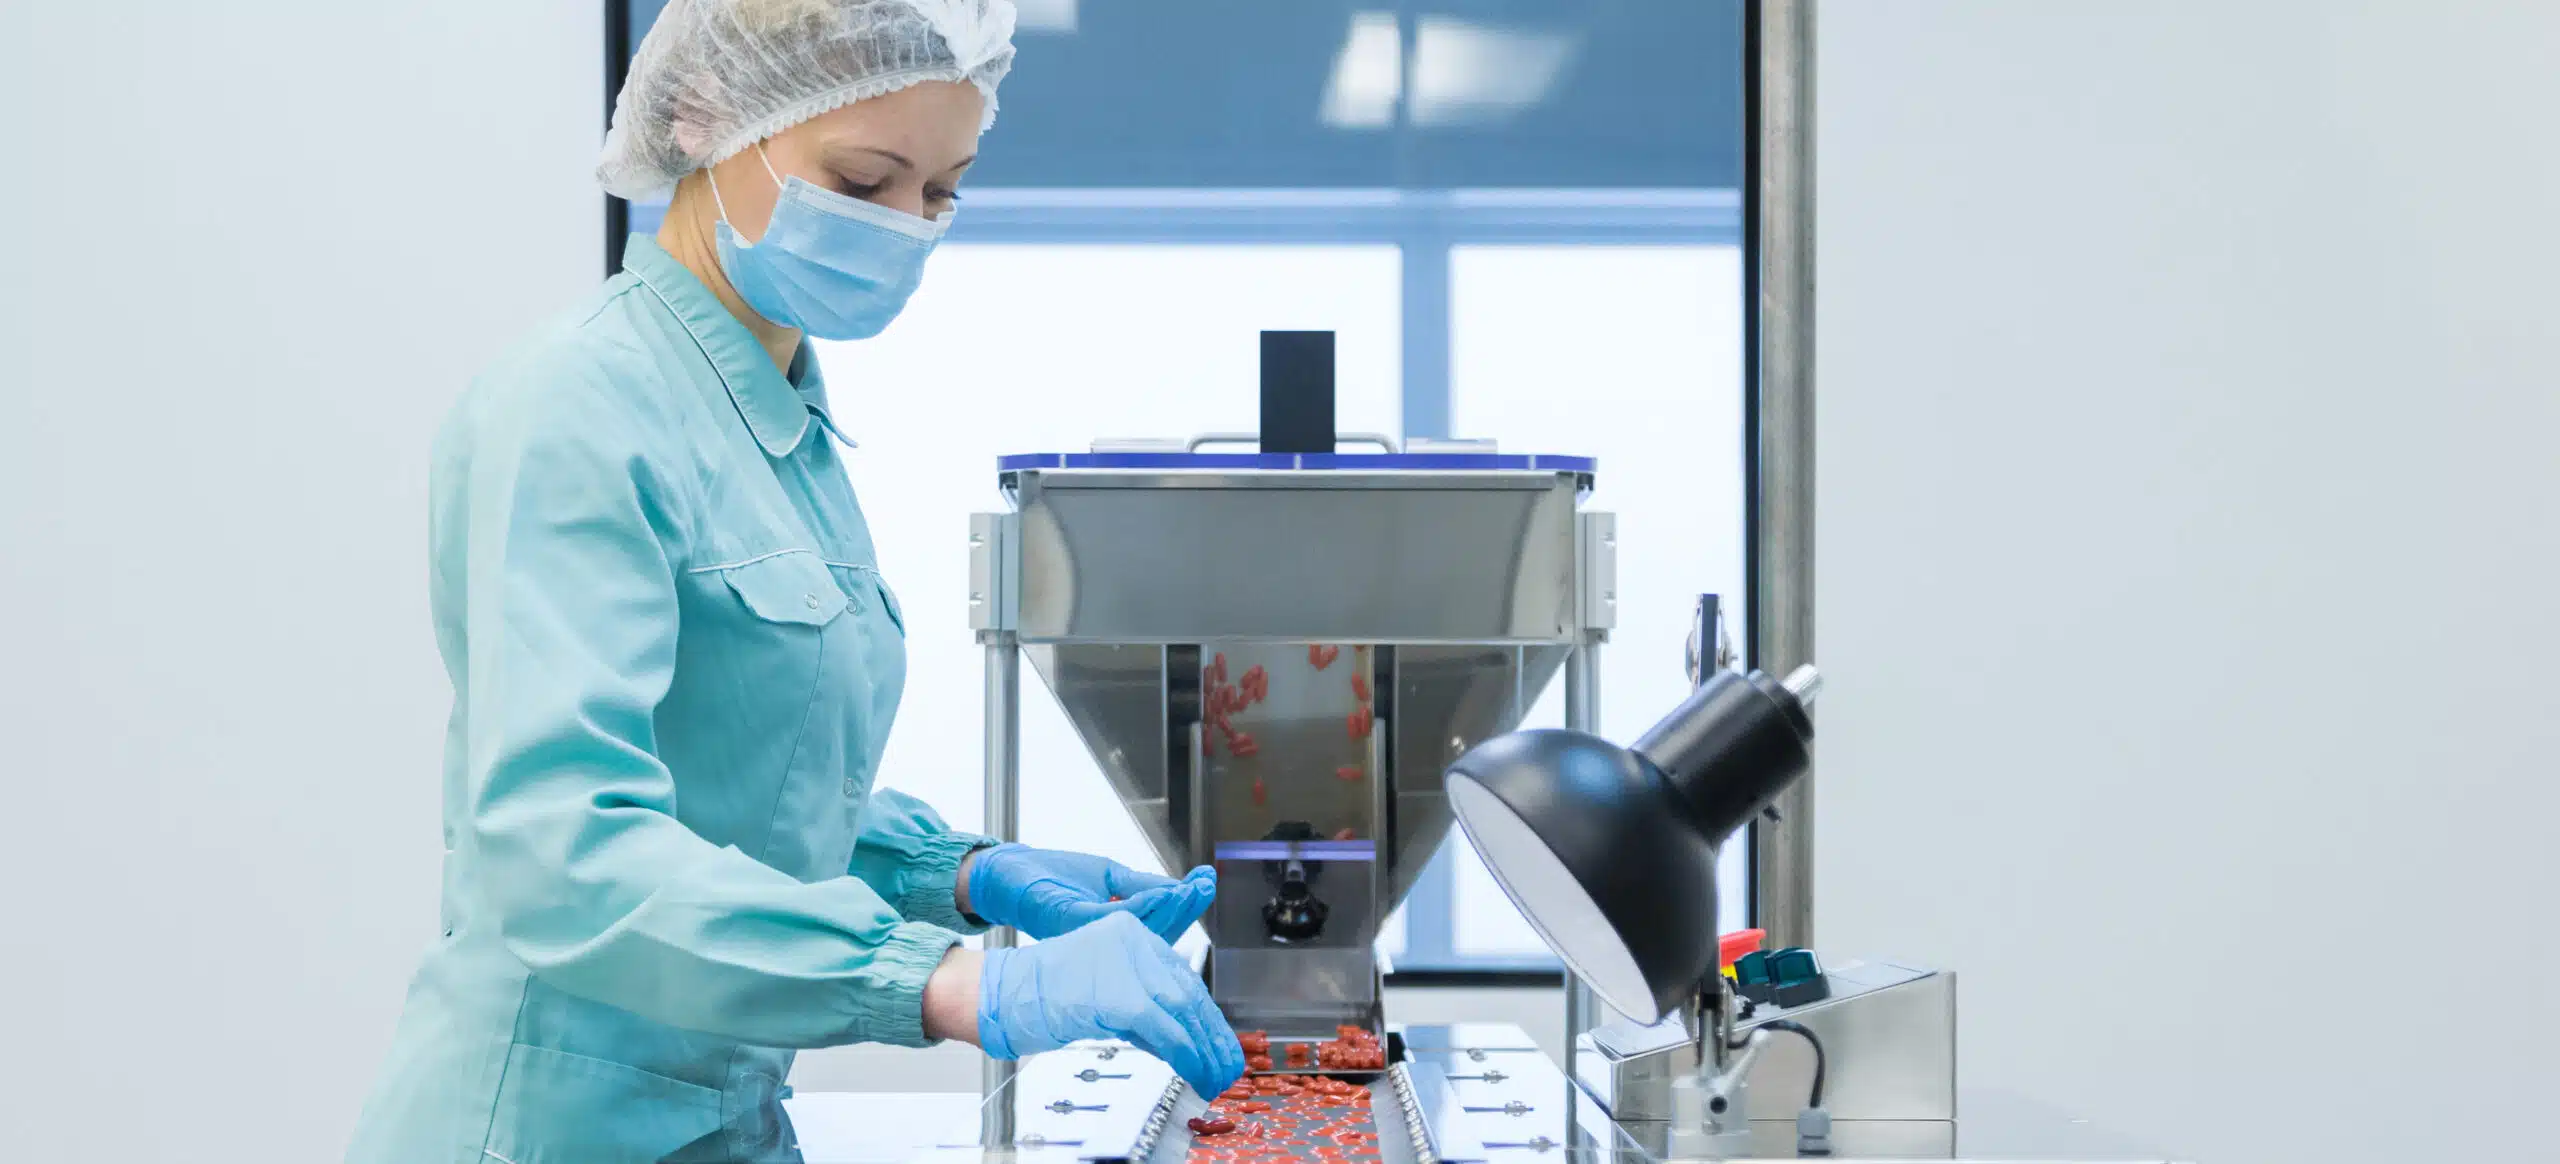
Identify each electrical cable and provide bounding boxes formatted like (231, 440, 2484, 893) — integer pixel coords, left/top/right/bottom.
(1732, 1019, 1825, 1108)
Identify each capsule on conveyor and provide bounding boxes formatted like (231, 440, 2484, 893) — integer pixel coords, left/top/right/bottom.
(1177, 1044, 1385, 1164)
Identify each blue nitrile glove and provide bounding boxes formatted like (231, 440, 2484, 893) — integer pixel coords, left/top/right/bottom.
(967, 844, 1217, 942)
(978, 912, 1247, 1096)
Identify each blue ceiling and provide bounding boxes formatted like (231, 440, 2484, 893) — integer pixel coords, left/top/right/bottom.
(620, 0, 1743, 190)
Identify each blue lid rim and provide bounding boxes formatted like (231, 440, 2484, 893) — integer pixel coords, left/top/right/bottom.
(998, 452, 1597, 473)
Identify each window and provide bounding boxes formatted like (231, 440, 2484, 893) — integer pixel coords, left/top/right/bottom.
(826, 244, 1405, 903)
(1445, 245, 1754, 959)
(611, 1, 1749, 974)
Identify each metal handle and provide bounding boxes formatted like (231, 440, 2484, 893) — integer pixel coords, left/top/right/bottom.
(1701, 1028, 1769, 1135)
(1186, 431, 1400, 453)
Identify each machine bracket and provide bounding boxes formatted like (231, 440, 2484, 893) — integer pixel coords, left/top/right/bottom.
(1577, 511, 1618, 634)
(969, 511, 1019, 635)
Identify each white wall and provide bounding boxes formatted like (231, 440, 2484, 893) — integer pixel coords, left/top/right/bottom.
(1817, 3, 2560, 1163)
(0, 4, 598, 1159)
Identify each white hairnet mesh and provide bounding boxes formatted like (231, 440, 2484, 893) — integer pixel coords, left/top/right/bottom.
(600, 0, 1018, 200)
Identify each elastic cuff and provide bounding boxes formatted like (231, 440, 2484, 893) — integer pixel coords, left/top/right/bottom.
(898, 831, 1000, 933)
(845, 922, 966, 1048)
(976, 945, 1017, 1060)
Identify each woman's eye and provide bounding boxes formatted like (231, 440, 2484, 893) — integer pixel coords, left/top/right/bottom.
(927, 188, 962, 206)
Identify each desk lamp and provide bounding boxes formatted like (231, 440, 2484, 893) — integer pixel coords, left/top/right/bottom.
(1444, 664, 1821, 1022)
(1447, 664, 1826, 1151)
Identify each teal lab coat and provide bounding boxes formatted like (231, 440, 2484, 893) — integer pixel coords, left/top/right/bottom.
(348, 238, 992, 1164)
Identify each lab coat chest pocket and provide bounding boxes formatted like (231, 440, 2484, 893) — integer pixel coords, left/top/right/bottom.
(800, 563, 905, 838)
(720, 552, 848, 628)
(711, 551, 869, 879)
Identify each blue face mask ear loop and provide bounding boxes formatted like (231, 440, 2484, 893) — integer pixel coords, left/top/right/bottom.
(705, 143, 791, 247)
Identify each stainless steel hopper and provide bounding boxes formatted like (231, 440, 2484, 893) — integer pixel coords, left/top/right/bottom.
(969, 442, 1614, 1129)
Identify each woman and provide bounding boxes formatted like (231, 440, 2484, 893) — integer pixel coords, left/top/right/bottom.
(348, 2, 1245, 1160)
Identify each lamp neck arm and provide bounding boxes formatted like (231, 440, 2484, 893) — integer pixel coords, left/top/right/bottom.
(1630, 670, 1813, 840)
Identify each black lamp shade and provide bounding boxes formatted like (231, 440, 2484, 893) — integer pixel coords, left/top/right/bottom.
(1446, 669, 1815, 1022)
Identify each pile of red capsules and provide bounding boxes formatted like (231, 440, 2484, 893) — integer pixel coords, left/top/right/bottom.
(1304, 1025, 1381, 1071)
(1184, 1035, 1382, 1163)
(1232, 1027, 1384, 1074)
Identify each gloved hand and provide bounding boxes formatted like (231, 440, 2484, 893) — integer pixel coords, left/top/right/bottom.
(978, 912, 1247, 1096)
(967, 844, 1216, 942)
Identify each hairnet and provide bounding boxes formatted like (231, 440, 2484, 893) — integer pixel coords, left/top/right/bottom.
(600, 0, 1017, 201)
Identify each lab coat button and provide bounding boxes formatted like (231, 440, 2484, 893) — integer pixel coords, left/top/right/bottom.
(843, 777, 858, 797)
(804, 593, 821, 610)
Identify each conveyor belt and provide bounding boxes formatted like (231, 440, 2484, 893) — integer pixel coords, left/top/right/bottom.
(1137, 1072, 1423, 1164)
(984, 1029, 1580, 1164)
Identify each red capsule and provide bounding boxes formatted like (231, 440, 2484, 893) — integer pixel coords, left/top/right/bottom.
(1350, 673, 1370, 702)
(1335, 765, 1364, 782)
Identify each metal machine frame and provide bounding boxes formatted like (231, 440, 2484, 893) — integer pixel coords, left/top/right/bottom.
(970, 454, 1618, 1147)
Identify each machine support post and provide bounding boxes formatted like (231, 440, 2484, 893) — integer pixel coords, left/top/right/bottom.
(980, 632, 1022, 1148)
(1749, 0, 1819, 954)
(1565, 638, 1602, 735)
(1561, 638, 1603, 1077)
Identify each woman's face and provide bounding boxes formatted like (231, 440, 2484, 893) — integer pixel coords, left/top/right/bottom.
(712, 79, 985, 235)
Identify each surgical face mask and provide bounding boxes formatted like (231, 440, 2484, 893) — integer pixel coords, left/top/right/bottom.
(708, 144, 950, 341)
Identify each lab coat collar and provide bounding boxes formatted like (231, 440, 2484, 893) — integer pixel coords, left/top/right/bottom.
(621, 235, 817, 459)
(787, 347, 862, 450)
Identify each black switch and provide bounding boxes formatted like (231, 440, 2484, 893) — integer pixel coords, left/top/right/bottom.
(1259, 330, 1336, 454)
